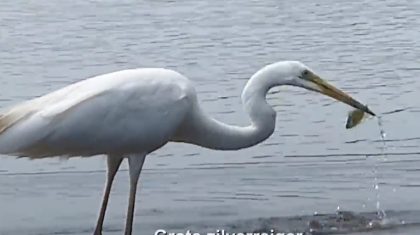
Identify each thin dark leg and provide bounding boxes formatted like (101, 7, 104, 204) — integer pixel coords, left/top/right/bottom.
(124, 154, 146, 235)
(93, 155, 123, 235)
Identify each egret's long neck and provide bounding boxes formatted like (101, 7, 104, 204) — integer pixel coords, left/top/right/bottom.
(175, 68, 285, 150)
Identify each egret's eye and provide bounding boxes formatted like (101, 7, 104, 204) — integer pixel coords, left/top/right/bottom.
(299, 70, 309, 79)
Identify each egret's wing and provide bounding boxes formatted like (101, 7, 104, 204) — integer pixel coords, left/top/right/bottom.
(0, 68, 192, 158)
(0, 84, 106, 134)
(0, 67, 132, 136)
(0, 77, 111, 157)
(0, 104, 35, 134)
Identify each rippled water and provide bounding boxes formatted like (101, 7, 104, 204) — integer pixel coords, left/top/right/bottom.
(1, 0, 420, 234)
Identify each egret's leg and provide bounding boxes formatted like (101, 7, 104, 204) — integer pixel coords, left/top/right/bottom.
(124, 154, 146, 235)
(94, 155, 123, 235)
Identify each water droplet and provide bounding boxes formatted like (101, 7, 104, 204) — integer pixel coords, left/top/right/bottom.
(330, 226, 338, 231)
(380, 131, 387, 138)
(368, 220, 382, 229)
(371, 116, 389, 219)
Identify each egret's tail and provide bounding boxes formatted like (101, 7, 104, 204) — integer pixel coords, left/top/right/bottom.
(0, 105, 46, 157)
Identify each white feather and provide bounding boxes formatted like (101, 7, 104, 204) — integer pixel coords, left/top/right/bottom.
(0, 68, 194, 157)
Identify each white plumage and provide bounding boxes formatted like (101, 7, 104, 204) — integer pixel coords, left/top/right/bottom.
(0, 61, 374, 235)
(0, 68, 194, 157)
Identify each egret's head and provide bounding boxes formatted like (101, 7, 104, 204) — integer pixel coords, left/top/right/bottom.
(270, 61, 375, 116)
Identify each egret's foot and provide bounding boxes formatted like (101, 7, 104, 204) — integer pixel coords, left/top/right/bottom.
(93, 228, 102, 235)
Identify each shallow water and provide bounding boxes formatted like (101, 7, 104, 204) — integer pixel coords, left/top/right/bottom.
(1, 0, 420, 234)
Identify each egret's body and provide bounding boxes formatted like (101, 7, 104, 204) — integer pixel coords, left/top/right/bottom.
(0, 69, 193, 157)
(0, 61, 374, 235)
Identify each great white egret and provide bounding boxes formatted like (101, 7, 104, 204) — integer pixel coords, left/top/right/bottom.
(0, 61, 374, 235)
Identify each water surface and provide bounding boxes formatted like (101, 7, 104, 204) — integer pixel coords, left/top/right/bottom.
(1, 0, 420, 234)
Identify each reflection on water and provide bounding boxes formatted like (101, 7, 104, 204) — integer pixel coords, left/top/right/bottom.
(1, 0, 420, 234)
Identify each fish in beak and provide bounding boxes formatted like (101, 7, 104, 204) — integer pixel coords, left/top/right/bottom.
(304, 71, 375, 116)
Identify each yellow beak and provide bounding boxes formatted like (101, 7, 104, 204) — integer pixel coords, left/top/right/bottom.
(307, 72, 375, 116)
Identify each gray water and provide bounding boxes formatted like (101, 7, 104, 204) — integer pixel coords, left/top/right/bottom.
(1, 0, 420, 234)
